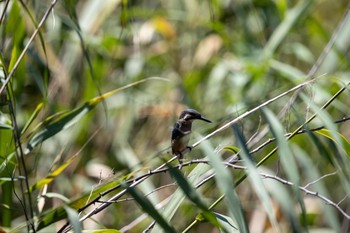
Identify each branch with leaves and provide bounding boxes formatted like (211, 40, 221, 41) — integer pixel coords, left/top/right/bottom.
(57, 108, 350, 232)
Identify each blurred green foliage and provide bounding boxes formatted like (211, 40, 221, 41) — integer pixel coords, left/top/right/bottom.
(1, 0, 350, 232)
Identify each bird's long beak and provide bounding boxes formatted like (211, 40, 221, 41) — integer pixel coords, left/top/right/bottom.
(199, 115, 212, 123)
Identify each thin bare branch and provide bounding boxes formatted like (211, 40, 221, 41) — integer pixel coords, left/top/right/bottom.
(304, 172, 337, 189)
(59, 108, 350, 232)
(260, 173, 350, 220)
(191, 79, 315, 150)
(0, 0, 59, 95)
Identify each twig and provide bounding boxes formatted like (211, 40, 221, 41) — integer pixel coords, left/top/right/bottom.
(191, 79, 315, 151)
(58, 78, 348, 232)
(59, 79, 350, 232)
(0, 0, 10, 24)
(0, 0, 59, 95)
(337, 193, 350, 206)
(7, 93, 35, 232)
(57, 156, 178, 233)
(143, 221, 156, 233)
(221, 162, 350, 220)
(98, 183, 177, 204)
(260, 173, 350, 220)
(248, 6, 350, 147)
(304, 172, 337, 189)
(250, 116, 350, 155)
(184, 80, 350, 232)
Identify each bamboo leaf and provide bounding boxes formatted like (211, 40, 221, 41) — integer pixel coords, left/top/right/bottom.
(263, 108, 302, 231)
(214, 212, 239, 233)
(123, 182, 176, 233)
(30, 156, 75, 192)
(233, 124, 279, 232)
(223, 146, 240, 154)
(201, 140, 249, 233)
(263, 108, 300, 184)
(152, 163, 210, 233)
(263, 0, 313, 58)
(36, 172, 133, 230)
(64, 206, 82, 233)
(25, 78, 165, 153)
(316, 129, 350, 158)
(166, 164, 220, 228)
(21, 102, 43, 135)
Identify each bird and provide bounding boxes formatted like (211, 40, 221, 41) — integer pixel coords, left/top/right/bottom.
(171, 109, 212, 165)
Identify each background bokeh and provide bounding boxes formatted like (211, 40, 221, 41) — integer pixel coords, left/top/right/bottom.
(1, 0, 350, 232)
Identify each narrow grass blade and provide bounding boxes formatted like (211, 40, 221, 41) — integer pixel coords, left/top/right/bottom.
(122, 182, 176, 233)
(1, 181, 12, 227)
(152, 163, 210, 233)
(263, 0, 313, 58)
(36, 172, 132, 230)
(166, 164, 220, 228)
(21, 102, 43, 135)
(301, 94, 350, 192)
(214, 212, 239, 233)
(260, 167, 300, 230)
(263, 108, 303, 231)
(0, 153, 16, 180)
(30, 155, 75, 192)
(64, 206, 82, 233)
(201, 140, 249, 233)
(233, 124, 279, 232)
(316, 129, 350, 158)
(263, 108, 300, 184)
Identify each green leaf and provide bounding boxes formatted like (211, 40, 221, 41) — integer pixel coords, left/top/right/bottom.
(25, 102, 92, 153)
(64, 206, 82, 233)
(263, 108, 299, 184)
(263, 0, 313, 58)
(270, 59, 306, 83)
(21, 102, 43, 135)
(41, 192, 70, 203)
(0, 153, 16, 182)
(37, 206, 68, 231)
(36, 172, 133, 230)
(262, 108, 302, 231)
(123, 182, 176, 233)
(25, 78, 165, 153)
(316, 129, 350, 158)
(214, 212, 239, 233)
(301, 94, 350, 195)
(260, 167, 299, 230)
(152, 163, 210, 233)
(232, 124, 279, 231)
(201, 140, 249, 233)
(30, 156, 75, 192)
(223, 146, 240, 154)
(1, 181, 12, 227)
(195, 213, 206, 222)
(166, 164, 220, 228)
(8, 45, 18, 73)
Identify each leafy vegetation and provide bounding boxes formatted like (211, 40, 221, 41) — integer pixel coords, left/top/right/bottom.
(1, 0, 350, 232)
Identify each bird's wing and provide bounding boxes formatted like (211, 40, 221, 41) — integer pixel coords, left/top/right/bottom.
(171, 123, 190, 140)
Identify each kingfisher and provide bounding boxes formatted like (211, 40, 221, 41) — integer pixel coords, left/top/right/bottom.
(171, 109, 212, 164)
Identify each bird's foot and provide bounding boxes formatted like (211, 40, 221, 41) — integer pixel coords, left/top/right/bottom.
(186, 146, 192, 151)
(178, 159, 184, 169)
